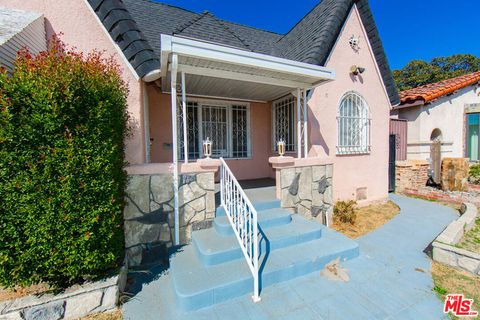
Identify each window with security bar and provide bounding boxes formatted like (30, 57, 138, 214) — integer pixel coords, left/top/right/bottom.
(178, 100, 251, 160)
(272, 96, 296, 152)
(337, 91, 370, 154)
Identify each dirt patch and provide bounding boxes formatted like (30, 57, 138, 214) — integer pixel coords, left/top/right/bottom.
(0, 283, 51, 302)
(431, 261, 480, 316)
(456, 218, 480, 254)
(331, 200, 400, 239)
(320, 257, 349, 282)
(81, 309, 122, 320)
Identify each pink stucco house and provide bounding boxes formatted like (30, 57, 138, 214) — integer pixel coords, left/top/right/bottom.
(0, 0, 399, 203)
(0, 0, 403, 308)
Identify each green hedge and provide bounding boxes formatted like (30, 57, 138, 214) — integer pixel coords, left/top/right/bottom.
(0, 38, 129, 288)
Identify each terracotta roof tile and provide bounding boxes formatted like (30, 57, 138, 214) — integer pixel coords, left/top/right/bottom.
(400, 71, 480, 105)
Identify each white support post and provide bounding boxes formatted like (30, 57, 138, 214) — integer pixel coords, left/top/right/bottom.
(303, 89, 308, 158)
(181, 72, 188, 164)
(170, 54, 180, 246)
(297, 88, 301, 159)
(143, 83, 151, 163)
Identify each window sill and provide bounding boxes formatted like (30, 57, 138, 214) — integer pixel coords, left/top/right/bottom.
(336, 147, 371, 156)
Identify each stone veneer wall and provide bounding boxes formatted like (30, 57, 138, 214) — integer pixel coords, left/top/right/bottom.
(395, 160, 429, 193)
(0, 268, 127, 320)
(280, 164, 333, 224)
(432, 203, 480, 275)
(441, 158, 469, 192)
(124, 172, 215, 267)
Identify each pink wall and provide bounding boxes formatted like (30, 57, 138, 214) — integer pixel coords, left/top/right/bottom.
(0, 0, 146, 165)
(309, 5, 391, 203)
(147, 87, 275, 180)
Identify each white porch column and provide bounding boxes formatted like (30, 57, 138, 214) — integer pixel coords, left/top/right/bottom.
(181, 72, 188, 164)
(303, 89, 308, 158)
(170, 54, 180, 246)
(297, 88, 301, 159)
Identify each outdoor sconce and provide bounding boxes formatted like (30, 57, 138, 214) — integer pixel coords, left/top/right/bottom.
(203, 137, 212, 159)
(277, 140, 286, 157)
(350, 65, 366, 75)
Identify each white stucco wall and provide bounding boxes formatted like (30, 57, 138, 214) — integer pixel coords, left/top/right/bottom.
(398, 85, 480, 160)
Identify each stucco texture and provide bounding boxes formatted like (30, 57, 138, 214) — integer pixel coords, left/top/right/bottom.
(309, 6, 391, 203)
(147, 86, 275, 181)
(0, 0, 146, 165)
(398, 86, 480, 160)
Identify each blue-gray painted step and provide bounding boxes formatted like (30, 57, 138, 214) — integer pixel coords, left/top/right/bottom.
(193, 214, 322, 266)
(215, 200, 281, 217)
(213, 207, 292, 236)
(170, 227, 359, 311)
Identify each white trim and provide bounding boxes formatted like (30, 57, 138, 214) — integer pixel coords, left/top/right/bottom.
(303, 89, 308, 158)
(170, 54, 180, 246)
(297, 88, 302, 158)
(173, 64, 313, 89)
(323, 4, 392, 107)
(161, 34, 335, 85)
(162, 91, 267, 104)
(181, 72, 188, 164)
(82, 0, 140, 81)
(143, 83, 151, 163)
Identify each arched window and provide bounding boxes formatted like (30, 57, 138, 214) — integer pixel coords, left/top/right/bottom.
(337, 91, 370, 154)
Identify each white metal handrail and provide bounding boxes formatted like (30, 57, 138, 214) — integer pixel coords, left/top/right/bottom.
(219, 157, 261, 302)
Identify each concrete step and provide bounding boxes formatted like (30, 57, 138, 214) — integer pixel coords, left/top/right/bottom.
(215, 200, 281, 217)
(171, 227, 359, 311)
(213, 207, 292, 236)
(193, 214, 322, 266)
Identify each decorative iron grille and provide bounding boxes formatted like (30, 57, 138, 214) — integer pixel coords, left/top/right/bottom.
(273, 96, 296, 152)
(337, 91, 370, 154)
(177, 100, 250, 160)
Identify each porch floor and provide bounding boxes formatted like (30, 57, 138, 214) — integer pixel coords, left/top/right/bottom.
(122, 194, 457, 319)
(214, 178, 277, 204)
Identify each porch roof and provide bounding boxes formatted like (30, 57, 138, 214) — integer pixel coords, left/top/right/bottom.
(160, 35, 336, 102)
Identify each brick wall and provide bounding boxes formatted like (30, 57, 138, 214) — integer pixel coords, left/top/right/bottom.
(395, 160, 429, 193)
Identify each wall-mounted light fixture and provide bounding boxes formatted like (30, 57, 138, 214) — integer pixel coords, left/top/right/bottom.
(350, 65, 366, 75)
(203, 137, 212, 159)
(277, 140, 286, 157)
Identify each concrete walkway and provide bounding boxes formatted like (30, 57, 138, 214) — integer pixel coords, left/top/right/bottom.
(122, 194, 458, 319)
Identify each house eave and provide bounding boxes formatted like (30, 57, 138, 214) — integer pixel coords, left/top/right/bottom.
(160, 34, 336, 89)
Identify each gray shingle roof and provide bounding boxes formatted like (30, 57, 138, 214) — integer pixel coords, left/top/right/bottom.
(87, 0, 399, 105)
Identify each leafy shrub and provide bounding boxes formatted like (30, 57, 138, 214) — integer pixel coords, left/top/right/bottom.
(0, 37, 129, 288)
(469, 164, 480, 185)
(333, 200, 357, 225)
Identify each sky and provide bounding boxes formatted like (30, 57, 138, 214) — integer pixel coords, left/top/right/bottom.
(152, 0, 479, 70)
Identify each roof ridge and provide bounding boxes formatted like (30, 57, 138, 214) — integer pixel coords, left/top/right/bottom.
(173, 10, 206, 34)
(134, 0, 200, 16)
(401, 71, 480, 93)
(211, 14, 252, 51)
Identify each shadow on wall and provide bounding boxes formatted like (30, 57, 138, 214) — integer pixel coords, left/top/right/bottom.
(308, 104, 330, 156)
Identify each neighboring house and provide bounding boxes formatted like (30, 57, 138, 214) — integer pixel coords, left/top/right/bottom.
(0, 0, 399, 203)
(0, 6, 46, 73)
(393, 72, 480, 162)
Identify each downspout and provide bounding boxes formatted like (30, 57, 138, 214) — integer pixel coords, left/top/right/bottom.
(170, 54, 180, 246)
